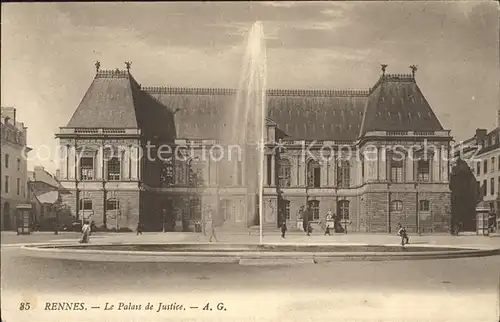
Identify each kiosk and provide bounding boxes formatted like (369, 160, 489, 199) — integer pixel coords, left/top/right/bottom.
(16, 204, 32, 235)
(475, 203, 489, 236)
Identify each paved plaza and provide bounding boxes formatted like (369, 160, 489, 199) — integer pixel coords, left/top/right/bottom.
(1, 231, 499, 321)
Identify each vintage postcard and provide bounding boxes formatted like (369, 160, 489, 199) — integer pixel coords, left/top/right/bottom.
(1, 1, 499, 322)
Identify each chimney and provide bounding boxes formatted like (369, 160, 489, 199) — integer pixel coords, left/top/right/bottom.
(1, 107, 16, 125)
(55, 169, 61, 179)
(475, 128, 487, 145)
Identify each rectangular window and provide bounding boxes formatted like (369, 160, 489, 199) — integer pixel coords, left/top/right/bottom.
(17, 158, 20, 171)
(283, 200, 290, 220)
(16, 178, 20, 195)
(80, 199, 93, 210)
(308, 200, 320, 221)
(107, 158, 121, 181)
(483, 179, 487, 196)
(483, 160, 488, 174)
(390, 160, 404, 183)
(477, 162, 481, 176)
(79, 157, 94, 180)
(491, 177, 495, 195)
(106, 199, 119, 211)
(338, 200, 350, 221)
(4, 175, 9, 194)
(419, 200, 430, 212)
(477, 181, 481, 196)
(417, 160, 430, 182)
(336, 160, 350, 188)
(492, 157, 496, 173)
(5, 154, 9, 168)
(174, 162, 187, 185)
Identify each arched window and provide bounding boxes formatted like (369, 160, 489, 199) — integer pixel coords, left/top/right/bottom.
(278, 159, 291, 187)
(307, 200, 320, 220)
(107, 157, 121, 181)
(307, 159, 321, 188)
(338, 200, 350, 220)
(337, 160, 350, 188)
(390, 200, 403, 212)
(419, 200, 430, 212)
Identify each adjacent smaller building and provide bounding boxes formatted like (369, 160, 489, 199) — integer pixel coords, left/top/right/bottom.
(1, 107, 31, 231)
(454, 126, 500, 232)
(28, 166, 69, 225)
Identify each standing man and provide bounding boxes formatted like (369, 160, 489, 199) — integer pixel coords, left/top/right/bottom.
(302, 204, 310, 235)
(280, 220, 287, 239)
(206, 205, 218, 242)
(136, 221, 143, 235)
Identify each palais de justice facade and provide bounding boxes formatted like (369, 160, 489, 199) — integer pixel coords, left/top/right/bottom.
(56, 66, 452, 233)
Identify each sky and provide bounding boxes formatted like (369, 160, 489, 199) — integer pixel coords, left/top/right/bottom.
(1, 1, 499, 173)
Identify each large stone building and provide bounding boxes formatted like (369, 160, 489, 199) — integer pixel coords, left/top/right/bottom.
(1, 107, 31, 230)
(56, 66, 452, 233)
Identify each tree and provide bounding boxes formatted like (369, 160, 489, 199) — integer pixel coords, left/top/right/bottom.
(449, 159, 479, 232)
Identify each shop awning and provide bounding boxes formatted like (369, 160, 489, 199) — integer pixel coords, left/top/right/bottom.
(36, 191, 59, 204)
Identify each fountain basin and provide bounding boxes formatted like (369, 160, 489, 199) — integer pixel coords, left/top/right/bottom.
(20, 243, 500, 264)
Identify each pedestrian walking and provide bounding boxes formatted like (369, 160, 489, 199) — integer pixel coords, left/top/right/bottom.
(136, 221, 143, 235)
(79, 221, 91, 244)
(324, 223, 331, 236)
(206, 205, 218, 242)
(303, 204, 310, 234)
(280, 220, 287, 239)
(397, 223, 409, 246)
(307, 221, 312, 237)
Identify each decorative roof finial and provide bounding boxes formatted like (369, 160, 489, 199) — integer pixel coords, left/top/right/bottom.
(409, 65, 418, 78)
(125, 61, 132, 72)
(95, 61, 101, 73)
(381, 64, 388, 76)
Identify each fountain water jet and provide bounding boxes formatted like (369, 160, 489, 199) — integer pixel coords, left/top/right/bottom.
(219, 21, 267, 243)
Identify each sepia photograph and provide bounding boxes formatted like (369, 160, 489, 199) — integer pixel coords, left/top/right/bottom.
(1, 1, 499, 321)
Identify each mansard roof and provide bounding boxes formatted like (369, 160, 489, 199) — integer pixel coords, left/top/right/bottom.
(359, 74, 444, 137)
(66, 68, 446, 142)
(67, 70, 140, 128)
(65, 70, 175, 139)
(144, 88, 368, 141)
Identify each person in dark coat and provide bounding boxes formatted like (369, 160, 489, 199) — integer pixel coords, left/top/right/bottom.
(303, 205, 310, 234)
(280, 220, 287, 239)
(307, 221, 312, 236)
(136, 221, 143, 235)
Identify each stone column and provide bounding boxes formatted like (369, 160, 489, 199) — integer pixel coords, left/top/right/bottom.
(270, 154, 275, 186)
(59, 145, 68, 180)
(68, 146, 75, 180)
(433, 149, 440, 182)
(122, 147, 130, 180)
(441, 146, 448, 182)
(96, 147, 103, 180)
(406, 154, 413, 182)
(325, 159, 330, 187)
(297, 154, 303, 186)
(131, 146, 139, 180)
